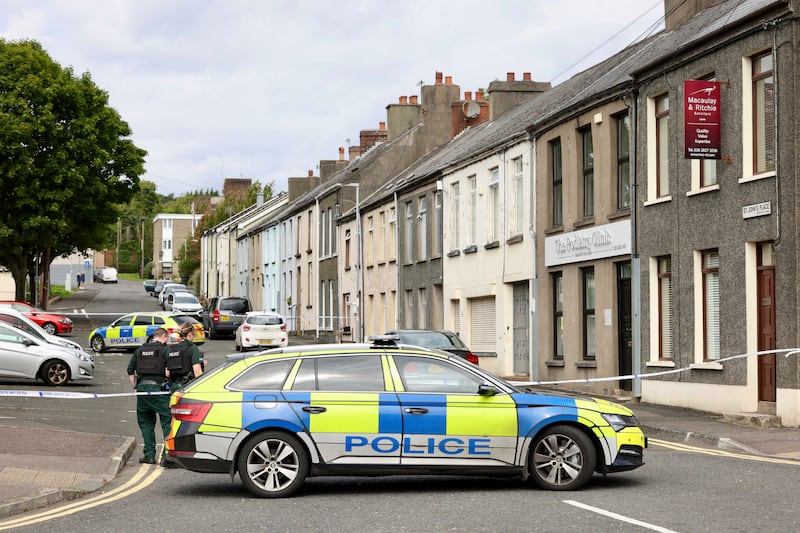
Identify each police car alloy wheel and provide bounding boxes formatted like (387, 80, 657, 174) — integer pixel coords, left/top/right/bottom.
(90, 335, 106, 353)
(41, 360, 70, 386)
(529, 425, 596, 491)
(238, 432, 309, 498)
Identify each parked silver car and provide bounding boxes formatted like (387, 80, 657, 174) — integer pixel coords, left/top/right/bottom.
(167, 291, 203, 316)
(0, 321, 94, 385)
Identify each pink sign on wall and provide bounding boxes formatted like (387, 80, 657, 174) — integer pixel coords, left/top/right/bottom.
(684, 80, 721, 159)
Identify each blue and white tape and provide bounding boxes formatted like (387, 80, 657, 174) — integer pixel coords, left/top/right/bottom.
(512, 348, 800, 386)
(0, 390, 170, 399)
(1, 349, 798, 398)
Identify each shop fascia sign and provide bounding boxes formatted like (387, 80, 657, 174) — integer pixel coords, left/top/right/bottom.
(545, 220, 631, 267)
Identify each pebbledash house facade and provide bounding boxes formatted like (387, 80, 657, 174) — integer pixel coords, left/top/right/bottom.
(199, 0, 800, 426)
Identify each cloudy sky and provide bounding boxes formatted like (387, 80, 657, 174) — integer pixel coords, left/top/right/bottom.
(1, 0, 665, 197)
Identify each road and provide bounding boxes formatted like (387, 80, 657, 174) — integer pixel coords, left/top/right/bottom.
(1, 279, 798, 531)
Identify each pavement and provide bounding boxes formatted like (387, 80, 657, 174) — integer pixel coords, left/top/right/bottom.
(1, 400, 799, 520)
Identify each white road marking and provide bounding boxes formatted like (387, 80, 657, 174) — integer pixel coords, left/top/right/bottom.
(564, 500, 680, 533)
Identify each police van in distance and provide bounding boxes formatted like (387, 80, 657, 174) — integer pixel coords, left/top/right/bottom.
(166, 336, 646, 498)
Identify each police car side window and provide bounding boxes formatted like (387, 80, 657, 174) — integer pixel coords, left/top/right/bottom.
(290, 356, 385, 391)
(394, 356, 483, 394)
(154, 316, 166, 325)
(133, 316, 152, 326)
(228, 360, 293, 391)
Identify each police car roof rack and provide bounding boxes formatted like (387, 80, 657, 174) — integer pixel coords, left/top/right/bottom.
(368, 334, 400, 349)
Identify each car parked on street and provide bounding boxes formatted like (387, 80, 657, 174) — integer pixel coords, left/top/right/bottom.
(385, 329, 479, 364)
(234, 311, 288, 351)
(166, 336, 645, 498)
(97, 266, 118, 283)
(0, 321, 94, 386)
(88, 311, 205, 353)
(167, 291, 203, 316)
(202, 296, 251, 339)
(0, 308, 84, 352)
(158, 283, 187, 308)
(143, 279, 157, 295)
(0, 300, 74, 335)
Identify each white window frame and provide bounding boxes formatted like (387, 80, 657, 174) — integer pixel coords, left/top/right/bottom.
(489, 168, 500, 242)
(646, 94, 672, 204)
(513, 157, 524, 234)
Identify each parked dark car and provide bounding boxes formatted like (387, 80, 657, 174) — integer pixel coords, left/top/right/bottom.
(385, 329, 479, 364)
(202, 296, 252, 339)
(143, 279, 157, 295)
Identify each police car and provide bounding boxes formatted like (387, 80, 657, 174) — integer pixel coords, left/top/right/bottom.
(166, 336, 646, 498)
(88, 312, 205, 352)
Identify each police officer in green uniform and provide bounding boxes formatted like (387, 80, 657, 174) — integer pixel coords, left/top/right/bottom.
(166, 323, 204, 392)
(127, 327, 171, 466)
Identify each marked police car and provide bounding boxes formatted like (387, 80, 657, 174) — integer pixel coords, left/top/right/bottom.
(166, 336, 646, 498)
(88, 311, 205, 352)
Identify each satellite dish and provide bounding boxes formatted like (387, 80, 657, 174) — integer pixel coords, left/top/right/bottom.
(462, 100, 481, 119)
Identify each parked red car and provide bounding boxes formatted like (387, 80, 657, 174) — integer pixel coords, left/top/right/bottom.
(0, 301, 74, 335)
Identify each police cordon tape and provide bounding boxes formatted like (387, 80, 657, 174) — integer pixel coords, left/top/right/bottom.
(1, 349, 799, 400)
(511, 348, 800, 386)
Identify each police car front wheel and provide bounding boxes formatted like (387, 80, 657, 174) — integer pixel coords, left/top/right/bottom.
(238, 432, 309, 498)
(90, 335, 106, 353)
(529, 425, 596, 491)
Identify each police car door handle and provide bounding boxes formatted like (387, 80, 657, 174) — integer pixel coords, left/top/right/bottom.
(302, 406, 327, 414)
(403, 407, 428, 415)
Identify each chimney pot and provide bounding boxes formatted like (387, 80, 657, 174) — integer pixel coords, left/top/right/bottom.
(507, 72, 515, 81)
(445, 75, 452, 85)
(400, 95, 408, 104)
(379, 121, 386, 130)
(435, 71, 443, 84)
(339, 146, 345, 160)
(523, 72, 532, 81)
(476, 90, 484, 102)
(410, 95, 418, 104)
(464, 91, 472, 101)
(308, 170, 313, 177)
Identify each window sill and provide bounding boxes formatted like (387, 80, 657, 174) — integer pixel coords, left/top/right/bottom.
(484, 241, 500, 250)
(447, 250, 461, 258)
(573, 217, 594, 229)
(575, 360, 597, 368)
(607, 209, 631, 220)
(506, 234, 523, 245)
(646, 360, 676, 368)
(294, 253, 302, 259)
(306, 249, 313, 255)
(545, 360, 565, 367)
(463, 245, 478, 254)
(686, 184, 720, 197)
(344, 266, 351, 271)
(643, 195, 672, 207)
(544, 226, 564, 235)
(690, 362, 724, 371)
(739, 170, 776, 184)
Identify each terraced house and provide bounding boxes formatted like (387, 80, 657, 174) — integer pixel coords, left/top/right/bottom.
(201, 0, 800, 426)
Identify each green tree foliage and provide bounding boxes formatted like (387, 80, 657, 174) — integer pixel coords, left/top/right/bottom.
(0, 39, 146, 299)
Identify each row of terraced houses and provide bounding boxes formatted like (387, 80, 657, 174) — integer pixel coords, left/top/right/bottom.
(186, 0, 800, 426)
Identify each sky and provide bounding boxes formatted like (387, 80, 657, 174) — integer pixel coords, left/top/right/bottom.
(1, 0, 666, 198)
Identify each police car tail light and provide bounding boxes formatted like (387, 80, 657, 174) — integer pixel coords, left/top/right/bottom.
(465, 351, 479, 364)
(172, 401, 212, 423)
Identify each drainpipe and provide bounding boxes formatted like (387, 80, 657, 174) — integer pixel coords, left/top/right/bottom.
(315, 197, 320, 340)
(631, 87, 642, 400)
(394, 192, 400, 330)
(528, 131, 539, 382)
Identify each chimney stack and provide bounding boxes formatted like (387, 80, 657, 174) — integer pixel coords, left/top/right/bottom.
(487, 71, 551, 120)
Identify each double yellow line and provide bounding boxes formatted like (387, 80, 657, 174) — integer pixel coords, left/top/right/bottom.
(0, 464, 162, 530)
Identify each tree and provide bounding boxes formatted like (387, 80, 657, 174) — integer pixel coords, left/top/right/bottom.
(0, 39, 146, 300)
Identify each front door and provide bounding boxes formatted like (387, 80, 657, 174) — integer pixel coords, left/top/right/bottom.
(617, 262, 633, 391)
(757, 243, 776, 402)
(512, 282, 530, 376)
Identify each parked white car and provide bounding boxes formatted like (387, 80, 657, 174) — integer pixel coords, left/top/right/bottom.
(234, 311, 288, 351)
(167, 291, 203, 316)
(0, 321, 94, 385)
(97, 266, 118, 283)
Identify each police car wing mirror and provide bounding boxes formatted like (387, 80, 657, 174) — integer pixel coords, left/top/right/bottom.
(477, 383, 498, 396)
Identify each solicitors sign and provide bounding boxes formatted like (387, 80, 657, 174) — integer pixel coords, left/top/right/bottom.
(684, 79, 721, 159)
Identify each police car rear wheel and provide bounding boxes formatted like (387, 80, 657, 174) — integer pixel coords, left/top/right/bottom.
(238, 432, 308, 498)
(529, 425, 596, 491)
(90, 335, 106, 353)
(41, 360, 70, 386)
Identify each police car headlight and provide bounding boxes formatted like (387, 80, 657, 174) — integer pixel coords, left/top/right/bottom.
(602, 413, 639, 432)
